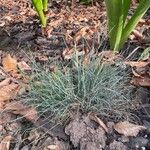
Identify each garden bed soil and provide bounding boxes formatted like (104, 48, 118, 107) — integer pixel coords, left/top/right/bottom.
(0, 0, 150, 150)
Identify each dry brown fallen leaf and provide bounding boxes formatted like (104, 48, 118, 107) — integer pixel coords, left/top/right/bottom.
(131, 76, 150, 87)
(0, 78, 11, 88)
(131, 68, 141, 77)
(98, 50, 121, 65)
(124, 61, 149, 68)
(0, 135, 12, 150)
(2, 54, 18, 73)
(132, 29, 144, 40)
(13, 107, 38, 122)
(125, 60, 150, 87)
(5, 101, 38, 122)
(35, 55, 48, 62)
(114, 121, 146, 137)
(63, 48, 84, 60)
(5, 101, 27, 111)
(0, 83, 20, 102)
(2, 54, 22, 78)
(75, 26, 91, 42)
(17, 61, 31, 71)
(98, 51, 116, 59)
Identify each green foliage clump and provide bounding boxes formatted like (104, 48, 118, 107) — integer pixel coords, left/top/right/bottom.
(104, 0, 150, 52)
(25, 56, 133, 122)
(32, 0, 48, 27)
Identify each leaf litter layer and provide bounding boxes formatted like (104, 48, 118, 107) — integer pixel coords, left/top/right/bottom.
(24, 55, 135, 123)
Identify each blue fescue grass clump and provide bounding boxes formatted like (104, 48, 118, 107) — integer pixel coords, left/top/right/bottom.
(25, 55, 133, 122)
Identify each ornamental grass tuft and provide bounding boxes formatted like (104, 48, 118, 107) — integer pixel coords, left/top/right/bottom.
(24, 55, 134, 122)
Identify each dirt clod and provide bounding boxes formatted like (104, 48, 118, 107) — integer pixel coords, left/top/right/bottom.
(65, 115, 106, 149)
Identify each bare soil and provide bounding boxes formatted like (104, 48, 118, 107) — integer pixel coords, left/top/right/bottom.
(0, 0, 150, 150)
